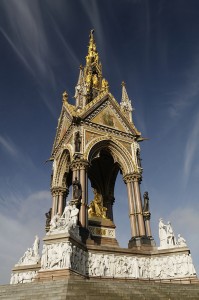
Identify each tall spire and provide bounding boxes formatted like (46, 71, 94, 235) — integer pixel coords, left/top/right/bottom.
(74, 30, 109, 107)
(120, 81, 133, 122)
(74, 65, 87, 108)
(85, 29, 102, 74)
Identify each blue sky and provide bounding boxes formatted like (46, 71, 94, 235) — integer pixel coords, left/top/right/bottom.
(1, 0, 199, 284)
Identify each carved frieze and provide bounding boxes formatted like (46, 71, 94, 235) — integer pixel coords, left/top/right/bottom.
(10, 271, 38, 284)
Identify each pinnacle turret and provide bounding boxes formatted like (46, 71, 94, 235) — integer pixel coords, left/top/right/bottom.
(74, 65, 87, 108)
(120, 81, 133, 122)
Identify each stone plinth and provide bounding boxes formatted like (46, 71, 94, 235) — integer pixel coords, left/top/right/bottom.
(128, 236, 156, 250)
(88, 217, 119, 247)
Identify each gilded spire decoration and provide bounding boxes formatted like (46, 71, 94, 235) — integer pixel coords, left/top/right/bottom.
(120, 81, 133, 122)
(74, 29, 109, 107)
(62, 91, 68, 103)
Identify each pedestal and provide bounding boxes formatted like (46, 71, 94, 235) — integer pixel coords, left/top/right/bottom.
(88, 217, 119, 247)
(128, 236, 156, 250)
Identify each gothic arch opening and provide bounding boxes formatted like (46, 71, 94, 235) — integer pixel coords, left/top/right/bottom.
(87, 140, 133, 246)
(88, 147, 120, 221)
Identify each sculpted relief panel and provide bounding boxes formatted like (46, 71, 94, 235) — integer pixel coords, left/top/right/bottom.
(39, 241, 196, 280)
(11, 240, 196, 284)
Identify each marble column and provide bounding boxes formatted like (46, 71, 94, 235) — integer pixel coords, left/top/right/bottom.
(51, 187, 67, 217)
(124, 175, 138, 238)
(132, 174, 146, 237)
(79, 161, 88, 228)
(51, 191, 57, 217)
(144, 212, 152, 237)
(58, 191, 63, 215)
(72, 166, 79, 198)
(51, 189, 59, 217)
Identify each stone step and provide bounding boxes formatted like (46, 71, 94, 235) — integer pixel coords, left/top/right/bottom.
(1, 279, 199, 300)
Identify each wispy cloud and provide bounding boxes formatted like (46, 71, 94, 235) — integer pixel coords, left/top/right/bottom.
(0, 190, 50, 284)
(79, 0, 104, 52)
(167, 56, 199, 121)
(183, 110, 199, 184)
(0, 0, 50, 78)
(0, 0, 56, 114)
(0, 134, 35, 170)
(0, 135, 18, 158)
(0, 0, 79, 115)
(49, 15, 80, 67)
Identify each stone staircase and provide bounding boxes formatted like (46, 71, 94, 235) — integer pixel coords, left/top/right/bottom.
(1, 278, 199, 300)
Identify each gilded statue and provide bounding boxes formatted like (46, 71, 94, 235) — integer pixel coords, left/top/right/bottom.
(88, 189, 107, 219)
(86, 55, 90, 64)
(93, 74, 98, 87)
(102, 78, 109, 91)
(86, 71, 92, 85)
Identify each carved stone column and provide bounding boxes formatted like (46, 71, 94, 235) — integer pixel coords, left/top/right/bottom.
(71, 163, 79, 197)
(123, 174, 138, 238)
(51, 190, 57, 217)
(71, 159, 89, 228)
(79, 160, 89, 228)
(143, 212, 152, 237)
(132, 173, 146, 237)
(51, 187, 67, 217)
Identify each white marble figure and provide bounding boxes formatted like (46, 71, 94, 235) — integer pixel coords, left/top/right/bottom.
(47, 202, 79, 236)
(49, 213, 61, 231)
(177, 234, 187, 247)
(159, 218, 168, 247)
(41, 245, 48, 269)
(10, 271, 37, 284)
(62, 243, 72, 268)
(69, 204, 79, 228)
(159, 219, 178, 248)
(33, 235, 40, 257)
(16, 236, 40, 266)
(62, 201, 72, 225)
(167, 221, 175, 246)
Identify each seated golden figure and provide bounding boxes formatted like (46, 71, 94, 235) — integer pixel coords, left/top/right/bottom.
(88, 189, 107, 219)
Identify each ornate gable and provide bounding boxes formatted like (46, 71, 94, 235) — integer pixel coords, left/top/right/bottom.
(80, 93, 140, 136)
(52, 106, 72, 154)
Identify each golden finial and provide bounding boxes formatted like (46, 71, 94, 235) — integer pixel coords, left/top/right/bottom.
(62, 91, 68, 102)
(121, 81, 126, 87)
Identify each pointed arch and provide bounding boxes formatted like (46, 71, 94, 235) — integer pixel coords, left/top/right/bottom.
(53, 149, 71, 187)
(85, 136, 135, 176)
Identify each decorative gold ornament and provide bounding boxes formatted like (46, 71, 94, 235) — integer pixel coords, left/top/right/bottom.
(102, 78, 109, 91)
(93, 74, 98, 87)
(62, 91, 68, 102)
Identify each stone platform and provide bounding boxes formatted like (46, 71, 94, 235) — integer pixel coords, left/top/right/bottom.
(1, 277, 199, 300)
